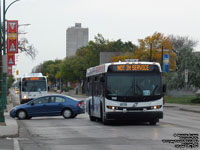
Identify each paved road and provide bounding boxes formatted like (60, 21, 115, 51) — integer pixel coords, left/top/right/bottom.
(8, 107, 198, 150)
(1, 91, 199, 150)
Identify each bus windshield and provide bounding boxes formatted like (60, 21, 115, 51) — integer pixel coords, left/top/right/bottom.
(106, 73, 161, 101)
(22, 81, 46, 92)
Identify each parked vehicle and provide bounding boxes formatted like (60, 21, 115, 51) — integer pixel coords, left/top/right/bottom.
(10, 94, 85, 119)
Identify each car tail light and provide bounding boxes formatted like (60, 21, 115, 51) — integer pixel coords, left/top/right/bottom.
(77, 101, 84, 108)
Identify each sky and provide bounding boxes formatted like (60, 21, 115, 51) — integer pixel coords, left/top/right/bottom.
(4, 0, 200, 77)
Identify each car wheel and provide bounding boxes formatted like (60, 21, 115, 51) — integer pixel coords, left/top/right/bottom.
(17, 110, 27, 120)
(62, 109, 72, 119)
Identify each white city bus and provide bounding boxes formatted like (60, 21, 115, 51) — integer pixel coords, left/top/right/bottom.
(86, 61, 166, 125)
(19, 73, 48, 104)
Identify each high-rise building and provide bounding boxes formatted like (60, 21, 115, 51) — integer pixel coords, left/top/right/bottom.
(66, 23, 89, 57)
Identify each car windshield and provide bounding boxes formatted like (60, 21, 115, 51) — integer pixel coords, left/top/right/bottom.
(106, 73, 161, 98)
(22, 81, 46, 92)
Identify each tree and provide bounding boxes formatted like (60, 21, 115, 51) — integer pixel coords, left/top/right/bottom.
(165, 35, 200, 89)
(18, 37, 37, 59)
(32, 59, 62, 86)
(136, 32, 176, 71)
(7, 75, 15, 90)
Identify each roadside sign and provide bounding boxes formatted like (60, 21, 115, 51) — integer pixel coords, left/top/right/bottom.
(7, 65, 12, 76)
(7, 20, 18, 54)
(163, 54, 169, 72)
(7, 53, 15, 65)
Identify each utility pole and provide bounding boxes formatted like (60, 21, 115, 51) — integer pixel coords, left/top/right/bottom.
(2, 0, 7, 111)
(149, 43, 152, 62)
(161, 46, 163, 70)
(0, 0, 5, 123)
(0, 0, 21, 123)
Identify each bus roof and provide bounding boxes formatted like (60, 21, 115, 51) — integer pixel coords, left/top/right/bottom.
(86, 61, 162, 77)
(22, 73, 44, 78)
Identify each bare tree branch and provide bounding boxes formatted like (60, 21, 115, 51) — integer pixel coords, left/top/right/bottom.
(18, 37, 38, 59)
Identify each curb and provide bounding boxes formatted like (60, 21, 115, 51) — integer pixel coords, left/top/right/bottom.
(179, 108, 200, 113)
(0, 113, 19, 138)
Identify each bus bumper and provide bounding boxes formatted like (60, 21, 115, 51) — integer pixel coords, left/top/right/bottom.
(106, 111, 163, 121)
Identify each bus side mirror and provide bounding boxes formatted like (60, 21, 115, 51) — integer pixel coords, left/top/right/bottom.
(163, 84, 167, 93)
(100, 77, 105, 82)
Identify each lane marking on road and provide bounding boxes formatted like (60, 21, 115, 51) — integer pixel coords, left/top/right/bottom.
(14, 138, 20, 150)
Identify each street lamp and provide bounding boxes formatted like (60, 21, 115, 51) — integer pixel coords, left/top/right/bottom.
(18, 23, 31, 34)
(0, 0, 21, 123)
(18, 24, 31, 27)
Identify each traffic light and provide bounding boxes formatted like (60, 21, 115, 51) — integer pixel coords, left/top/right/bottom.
(46, 73, 49, 77)
(16, 70, 19, 75)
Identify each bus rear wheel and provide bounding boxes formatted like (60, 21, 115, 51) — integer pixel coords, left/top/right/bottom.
(89, 115, 96, 121)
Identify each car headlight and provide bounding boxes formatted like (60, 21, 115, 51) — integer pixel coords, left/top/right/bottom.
(23, 95, 27, 99)
(11, 107, 17, 112)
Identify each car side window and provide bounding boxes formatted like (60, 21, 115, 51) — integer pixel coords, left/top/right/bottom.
(33, 97, 49, 104)
(55, 97, 66, 103)
(48, 97, 56, 103)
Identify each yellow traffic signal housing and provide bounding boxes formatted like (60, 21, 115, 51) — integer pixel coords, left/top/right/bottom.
(16, 70, 19, 75)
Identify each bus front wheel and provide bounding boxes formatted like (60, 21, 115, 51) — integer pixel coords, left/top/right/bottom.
(149, 119, 158, 125)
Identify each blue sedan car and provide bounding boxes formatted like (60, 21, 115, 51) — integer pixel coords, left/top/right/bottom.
(10, 94, 85, 119)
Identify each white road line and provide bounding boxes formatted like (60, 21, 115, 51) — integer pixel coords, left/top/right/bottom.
(13, 138, 20, 150)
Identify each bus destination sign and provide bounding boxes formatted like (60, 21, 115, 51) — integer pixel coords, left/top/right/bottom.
(108, 64, 159, 72)
(23, 77, 46, 81)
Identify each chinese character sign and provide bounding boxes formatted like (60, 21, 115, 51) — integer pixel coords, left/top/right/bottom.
(7, 20, 18, 54)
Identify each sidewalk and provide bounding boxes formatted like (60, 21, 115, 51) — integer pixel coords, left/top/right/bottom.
(0, 95, 18, 138)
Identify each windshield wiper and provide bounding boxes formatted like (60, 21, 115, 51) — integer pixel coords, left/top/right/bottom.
(136, 84, 143, 96)
(151, 85, 158, 96)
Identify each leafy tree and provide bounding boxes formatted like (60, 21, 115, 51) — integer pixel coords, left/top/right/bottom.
(165, 36, 199, 89)
(7, 75, 15, 90)
(32, 59, 62, 85)
(71, 34, 137, 82)
(137, 32, 176, 71)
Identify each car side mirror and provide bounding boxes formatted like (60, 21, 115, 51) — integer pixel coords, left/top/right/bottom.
(163, 84, 167, 93)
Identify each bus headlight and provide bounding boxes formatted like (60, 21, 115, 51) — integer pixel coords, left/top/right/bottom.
(151, 105, 162, 110)
(107, 105, 116, 110)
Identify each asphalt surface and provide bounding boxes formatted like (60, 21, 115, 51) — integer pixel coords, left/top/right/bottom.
(0, 90, 199, 150)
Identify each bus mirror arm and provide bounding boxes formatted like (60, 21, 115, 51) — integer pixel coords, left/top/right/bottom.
(162, 84, 167, 93)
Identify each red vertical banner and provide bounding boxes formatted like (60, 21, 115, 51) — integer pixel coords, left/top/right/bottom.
(7, 65, 13, 76)
(7, 20, 18, 54)
(7, 53, 15, 65)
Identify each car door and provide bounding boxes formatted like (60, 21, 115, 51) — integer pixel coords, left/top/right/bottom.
(27, 96, 49, 117)
(44, 96, 66, 115)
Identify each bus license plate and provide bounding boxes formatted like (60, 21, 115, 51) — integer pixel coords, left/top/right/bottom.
(120, 103, 127, 107)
